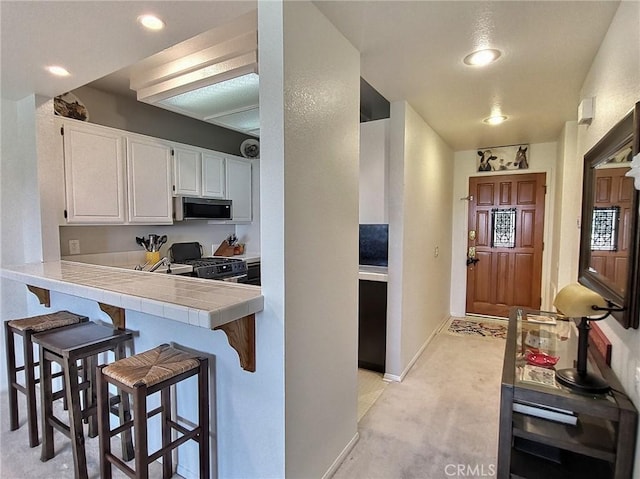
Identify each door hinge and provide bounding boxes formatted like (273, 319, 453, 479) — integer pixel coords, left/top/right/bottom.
(60, 126, 64, 136)
(63, 209, 67, 219)
(543, 184, 547, 194)
(542, 242, 545, 251)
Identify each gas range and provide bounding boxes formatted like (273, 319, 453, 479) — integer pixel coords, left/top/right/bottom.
(181, 257, 248, 280)
(169, 242, 248, 281)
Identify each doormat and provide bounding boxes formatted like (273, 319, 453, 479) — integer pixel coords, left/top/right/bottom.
(446, 318, 508, 339)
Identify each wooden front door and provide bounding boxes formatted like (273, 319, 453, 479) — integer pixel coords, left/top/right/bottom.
(466, 173, 546, 317)
(590, 166, 635, 292)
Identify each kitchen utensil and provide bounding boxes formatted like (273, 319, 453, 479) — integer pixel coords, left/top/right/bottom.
(158, 235, 167, 249)
(136, 237, 149, 251)
(148, 234, 159, 252)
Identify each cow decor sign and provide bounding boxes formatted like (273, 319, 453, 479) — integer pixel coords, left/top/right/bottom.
(477, 144, 529, 172)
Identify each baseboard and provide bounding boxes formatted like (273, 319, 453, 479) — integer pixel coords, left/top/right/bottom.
(322, 432, 359, 479)
(383, 316, 447, 382)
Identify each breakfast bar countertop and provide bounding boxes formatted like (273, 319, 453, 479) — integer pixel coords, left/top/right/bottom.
(1, 260, 264, 330)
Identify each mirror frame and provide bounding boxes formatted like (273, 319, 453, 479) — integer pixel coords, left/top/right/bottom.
(579, 102, 640, 329)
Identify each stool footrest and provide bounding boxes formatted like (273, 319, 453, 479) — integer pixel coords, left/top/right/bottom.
(105, 453, 136, 478)
(148, 428, 199, 464)
(48, 415, 71, 437)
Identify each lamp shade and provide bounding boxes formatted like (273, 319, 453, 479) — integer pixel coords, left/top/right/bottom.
(553, 283, 608, 317)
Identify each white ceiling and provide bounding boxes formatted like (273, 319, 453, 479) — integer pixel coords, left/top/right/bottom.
(1, 1, 620, 151)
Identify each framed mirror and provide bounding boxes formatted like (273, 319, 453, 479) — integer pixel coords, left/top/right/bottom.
(579, 102, 640, 329)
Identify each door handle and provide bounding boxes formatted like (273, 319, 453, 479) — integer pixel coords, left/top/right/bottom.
(466, 246, 479, 267)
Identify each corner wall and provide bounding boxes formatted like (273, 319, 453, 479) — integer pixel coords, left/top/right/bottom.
(572, 0, 640, 448)
(386, 101, 454, 379)
(260, 2, 360, 477)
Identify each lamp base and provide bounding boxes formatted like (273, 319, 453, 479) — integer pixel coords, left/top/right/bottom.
(555, 368, 610, 394)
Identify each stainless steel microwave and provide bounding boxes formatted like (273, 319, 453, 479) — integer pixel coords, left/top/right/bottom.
(174, 197, 232, 221)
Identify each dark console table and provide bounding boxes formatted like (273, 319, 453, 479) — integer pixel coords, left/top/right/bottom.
(498, 308, 637, 478)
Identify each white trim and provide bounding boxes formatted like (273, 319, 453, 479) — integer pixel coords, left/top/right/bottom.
(383, 315, 449, 382)
(321, 432, 360, 479)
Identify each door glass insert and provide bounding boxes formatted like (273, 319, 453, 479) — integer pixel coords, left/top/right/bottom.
(491, 208, 517, 248)
(591, 206, 620, 251)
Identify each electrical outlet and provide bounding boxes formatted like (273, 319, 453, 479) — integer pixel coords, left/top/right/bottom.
(69, 239, 81, 255)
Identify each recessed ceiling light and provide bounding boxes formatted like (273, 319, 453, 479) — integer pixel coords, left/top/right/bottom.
(138, 14, 165, 31)
(463, 49, 502, 67)
(484, 115, 508, 125)
(46, 65, 70, 77)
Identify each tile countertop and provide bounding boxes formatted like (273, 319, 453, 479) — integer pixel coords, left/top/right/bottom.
(1, 261, 263, 330)
(359, 265, 388, 282)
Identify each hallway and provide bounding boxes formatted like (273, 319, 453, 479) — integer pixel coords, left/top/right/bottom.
(334, 317, 506, 478)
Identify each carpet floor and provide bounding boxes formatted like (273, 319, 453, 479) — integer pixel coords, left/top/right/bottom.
(333, 317, 506, 479)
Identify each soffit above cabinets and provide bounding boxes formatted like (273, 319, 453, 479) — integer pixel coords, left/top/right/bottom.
(130, 10, 259, 137)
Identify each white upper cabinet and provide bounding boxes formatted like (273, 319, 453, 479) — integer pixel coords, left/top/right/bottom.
(202, 152, 226, 198)
(173, 146, 202, 196)
(61, 120, 126, 223)
(226, 157, 252, 222)
(126, 136, 173, 224)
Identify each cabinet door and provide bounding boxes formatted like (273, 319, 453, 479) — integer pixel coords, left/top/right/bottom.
(226, 157, 252, 222)
(127, 136, 173, 224)
(173, 146, 201, 196)
(62, 121, 126, 223)
(202, 152, 225, 198)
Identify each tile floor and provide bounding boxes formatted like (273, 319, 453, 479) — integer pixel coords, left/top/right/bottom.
(357, 368, 388, 421)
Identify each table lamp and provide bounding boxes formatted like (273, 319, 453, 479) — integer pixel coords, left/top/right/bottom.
(553, 283, 624, 394)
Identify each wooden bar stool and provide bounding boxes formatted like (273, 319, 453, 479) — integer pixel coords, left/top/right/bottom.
(97, 344, 209, 479)
(33, 321, 134, 479)
(4, 310, 88, 447)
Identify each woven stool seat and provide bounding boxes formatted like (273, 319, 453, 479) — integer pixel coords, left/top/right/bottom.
(8, 310, 85, 332)
(103, 344, 200, 388)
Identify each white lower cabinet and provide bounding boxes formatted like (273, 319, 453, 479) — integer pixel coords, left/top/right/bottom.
(126, 136, 173, 224)
(226, 157, 252, 222)
(61, 120, 126, 223)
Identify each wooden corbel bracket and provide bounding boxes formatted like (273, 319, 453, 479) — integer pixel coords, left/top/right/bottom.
(214, 314, 256, 372)
(27, 285, 50, 307)
(98, 303, 126, 330)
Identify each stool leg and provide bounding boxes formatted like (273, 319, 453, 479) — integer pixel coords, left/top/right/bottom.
(87, 355, 98, 438)
(133, 385, 149, 479)
(116, 342, 134, 462)
(23, 330, 40, 448)
(39, 347, 55, 462)
(5, 323, 19, 432)
(64, 355, 88, 479)
(198, 359, 210, 479)
(161, 386, 172, 478)
(97, 366, 112, 479)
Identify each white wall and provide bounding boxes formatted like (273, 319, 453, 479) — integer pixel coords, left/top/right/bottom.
(360, 119, 389, 224)
(450, 142, 558, 316)
(270, 2, 360, 477)
(386, 101, 454, 380)
(571, 3, 640, 466)
(550, 121, 581, 301)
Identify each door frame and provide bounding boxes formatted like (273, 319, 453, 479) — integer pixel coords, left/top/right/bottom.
(450, 165, 556, 317)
